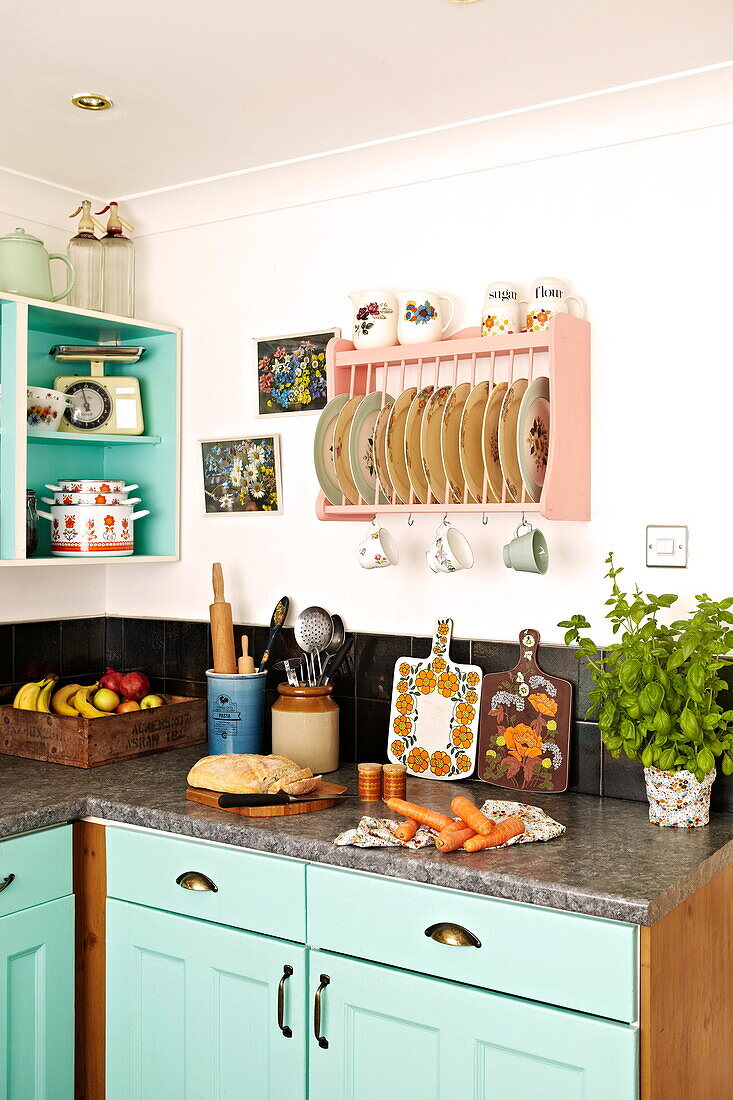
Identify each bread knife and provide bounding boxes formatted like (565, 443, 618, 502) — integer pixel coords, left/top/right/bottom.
(218, 792, 296, 808)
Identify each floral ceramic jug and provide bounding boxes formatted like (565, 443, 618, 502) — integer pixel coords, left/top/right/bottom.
(349, 290, 398, 349)
(396, 291, 455, 345)
(526, 277, 584, 332)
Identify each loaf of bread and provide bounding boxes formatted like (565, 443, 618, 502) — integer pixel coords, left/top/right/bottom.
(187, 754, 321, 796)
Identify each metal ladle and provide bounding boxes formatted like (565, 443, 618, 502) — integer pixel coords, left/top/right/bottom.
(294, 606, 333, 685)
(317, 614, 345, 685)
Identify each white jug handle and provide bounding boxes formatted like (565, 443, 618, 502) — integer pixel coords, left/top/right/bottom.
(49, 254, 75, 302)
(130, 509, 150, 521)
(565, 295, 584, 319)
(37, 510, 52, 521)
(439, 295, 456, 334)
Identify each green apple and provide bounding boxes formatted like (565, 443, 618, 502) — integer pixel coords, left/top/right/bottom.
(94, 688, 120, 712)
(140, 694, 165, 710)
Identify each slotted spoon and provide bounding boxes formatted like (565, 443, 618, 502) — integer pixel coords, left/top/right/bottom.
(294, 606, 333, 685)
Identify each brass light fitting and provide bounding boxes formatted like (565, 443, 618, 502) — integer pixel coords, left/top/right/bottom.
(71, 93, 113, 111)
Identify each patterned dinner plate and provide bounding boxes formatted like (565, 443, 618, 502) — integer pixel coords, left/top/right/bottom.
(498, 378, 529, 503)
(373, 398, 396, 502)
(440, 382, 471, 504)
(421, 385, 452, 504)
(404, 385, 434, 504)
(385, 388, 417, 505)
(459, 381, 491, 503)
(313, 394, 349, 505)
(349, 392, 395, 506)
(517, 376, 550, 503)
(332, 394, 364, 505)
(481, 381, 508, 503)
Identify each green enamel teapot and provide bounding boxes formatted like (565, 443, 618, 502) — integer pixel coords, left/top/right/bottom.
(0, 227, 75, 302)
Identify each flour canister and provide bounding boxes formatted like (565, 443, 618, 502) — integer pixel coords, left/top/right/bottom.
(206, 670, 267, 755)
(271, 684, 339, 774)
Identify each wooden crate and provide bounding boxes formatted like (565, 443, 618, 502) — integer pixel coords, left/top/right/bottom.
(0, 696, 206, 768)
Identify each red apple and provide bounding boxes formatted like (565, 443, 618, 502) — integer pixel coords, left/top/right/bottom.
(140, 694, 165, 710)
(119, 672, 150, 702)
(100, 667, 125, 694)
(115, 700, 141, 714)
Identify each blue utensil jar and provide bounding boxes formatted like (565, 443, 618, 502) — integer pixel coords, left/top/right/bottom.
(206, 669, 267, 755)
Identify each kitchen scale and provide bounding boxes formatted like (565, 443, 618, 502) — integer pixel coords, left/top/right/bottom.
(51, 344, 146, 435)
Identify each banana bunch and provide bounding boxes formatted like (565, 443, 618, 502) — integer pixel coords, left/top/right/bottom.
(12, 679, 110, 719)
(12, 676, 57, 712)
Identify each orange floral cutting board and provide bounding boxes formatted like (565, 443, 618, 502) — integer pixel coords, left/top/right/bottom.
(477, 629, 572, 793)
(387, 618, 482, 780)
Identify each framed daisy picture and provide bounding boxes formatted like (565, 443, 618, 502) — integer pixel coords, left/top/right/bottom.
(254, 329, 338, 416)
(200, 436, 282, 515)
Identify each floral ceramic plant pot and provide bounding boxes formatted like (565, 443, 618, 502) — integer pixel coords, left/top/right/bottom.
(643, 766, 716, 827)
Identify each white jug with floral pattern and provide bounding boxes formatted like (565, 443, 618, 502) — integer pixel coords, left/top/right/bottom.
(349, 290, 398, 349)
(396, 291, 455, 345)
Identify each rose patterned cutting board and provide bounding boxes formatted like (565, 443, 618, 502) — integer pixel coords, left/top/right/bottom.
(477, 629, 572, 793)
(387, 618, 482, 780)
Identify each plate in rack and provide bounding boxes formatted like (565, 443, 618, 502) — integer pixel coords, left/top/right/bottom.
(373, 398, 395, 502)
(481, 381, 508, 503)
(385, 387, 417, 504)
(349, 392, 394, 506)
(404, 386, 434, 504)
(459, 381, 491, 503)
(313, 394, 349, 505)
(332, 395, 364, 505)
(440, 382, 471, 504)
(517, 376, 550, 503)
(421, 386, 452, 504)
(498, 378, 528, 502)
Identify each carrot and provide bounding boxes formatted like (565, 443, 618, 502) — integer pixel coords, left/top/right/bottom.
(394, 819, 419, 842)
(463, 817, 525, 852)
(435, 825, 476, 852)
(443, 818, 466, 832)
(385, 798, 453, 834)
(451, 796, 496, 836)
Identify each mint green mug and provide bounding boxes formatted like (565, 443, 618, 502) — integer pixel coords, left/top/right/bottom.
(503, 521, 549, 574)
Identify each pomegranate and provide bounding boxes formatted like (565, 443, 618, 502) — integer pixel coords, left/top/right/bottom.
(100, 668, 125, 694)
(119, 671, 150, 702)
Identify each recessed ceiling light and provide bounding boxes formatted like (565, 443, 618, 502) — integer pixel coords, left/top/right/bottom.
(71, 93, 113, 111)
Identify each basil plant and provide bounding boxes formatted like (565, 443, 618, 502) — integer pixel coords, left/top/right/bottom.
(560, 554, 733, 781)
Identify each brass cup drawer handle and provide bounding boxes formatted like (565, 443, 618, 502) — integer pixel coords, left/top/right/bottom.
(313, 974, 330, 1049)
(278, 965, 293, 1038)
(175, 871, 218, 892)
(0, 874, 15, 893)
(425, 922, 481, 948)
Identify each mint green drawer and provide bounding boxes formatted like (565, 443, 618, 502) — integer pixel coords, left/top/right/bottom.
(0, 825, 73, 918)
(106, 828, 306, 943)
(307, 866, 638, 1023)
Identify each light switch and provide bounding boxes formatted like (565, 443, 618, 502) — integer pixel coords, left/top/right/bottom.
(646, 526, 688, 568)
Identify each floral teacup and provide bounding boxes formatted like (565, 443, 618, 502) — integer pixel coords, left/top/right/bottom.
(426, 519, 474, 573)
(356, 520, 399, 569)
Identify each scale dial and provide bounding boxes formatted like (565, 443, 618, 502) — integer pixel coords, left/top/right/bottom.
(63, 380, 113, 431)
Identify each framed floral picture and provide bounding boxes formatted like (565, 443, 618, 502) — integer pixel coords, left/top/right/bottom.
(200, 436, 282, 515)
(254, 330, 338, 416)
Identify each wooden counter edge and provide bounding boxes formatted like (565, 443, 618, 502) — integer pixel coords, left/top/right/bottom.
(641, 861, 733, 1099)
(74, 821, 106, 1100)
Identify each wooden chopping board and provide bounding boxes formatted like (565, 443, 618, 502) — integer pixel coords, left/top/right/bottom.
(477, 629, 572, 793)
(186, 780, 348, 817)
(387, 617, 482, 780)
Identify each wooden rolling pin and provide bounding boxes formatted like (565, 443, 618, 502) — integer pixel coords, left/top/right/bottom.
(210, 563, 237, 674)
(238, 635, 255, 675)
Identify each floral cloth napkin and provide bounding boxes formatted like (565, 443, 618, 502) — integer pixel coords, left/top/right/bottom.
(333, 799, 565, 850)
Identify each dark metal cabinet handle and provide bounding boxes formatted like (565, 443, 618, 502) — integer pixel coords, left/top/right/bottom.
(313, 974, 330, 1049)
(175, 871, 218, 892)
(0, 874, 15, 893)
(425, 922, 481, 948)
(277, 965, 293, 1037)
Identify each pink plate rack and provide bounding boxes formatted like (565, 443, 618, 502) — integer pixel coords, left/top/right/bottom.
(315, 313, 590, 522)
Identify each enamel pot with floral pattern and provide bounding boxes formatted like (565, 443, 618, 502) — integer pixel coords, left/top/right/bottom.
(37, 502, 150, 556)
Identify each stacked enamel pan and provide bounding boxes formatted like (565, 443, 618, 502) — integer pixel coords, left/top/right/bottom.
(314, 377, 550, 507)
(39, 479, 150, 557)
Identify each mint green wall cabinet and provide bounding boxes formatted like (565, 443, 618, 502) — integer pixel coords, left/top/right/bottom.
(0, 894, 75, 1099)
(106, 899, 307, 1100)
(308, 950, 638, 1100)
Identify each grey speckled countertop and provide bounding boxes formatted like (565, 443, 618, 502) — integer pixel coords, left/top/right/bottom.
(2, 746, 733, 926)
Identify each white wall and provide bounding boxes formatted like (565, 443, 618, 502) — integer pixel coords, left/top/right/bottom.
(0, 168, 107, 622)
(103, 75, 733, 645)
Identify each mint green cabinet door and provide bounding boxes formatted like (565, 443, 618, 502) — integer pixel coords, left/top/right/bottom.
(0, 895, 75, 1099)
(308, 950, 638, 1100)
(107, 900, 306, 1100)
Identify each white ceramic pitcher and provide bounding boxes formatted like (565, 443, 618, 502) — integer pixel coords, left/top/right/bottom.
(526, 277, 584, 332)
(349, 290, 398, 349)
(396, 291, 455, 345)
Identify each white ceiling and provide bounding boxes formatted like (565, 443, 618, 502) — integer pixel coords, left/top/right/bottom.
(2, 0, 732, 198)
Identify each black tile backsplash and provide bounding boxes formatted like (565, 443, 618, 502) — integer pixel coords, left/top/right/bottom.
(0, 614, 730, 812)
